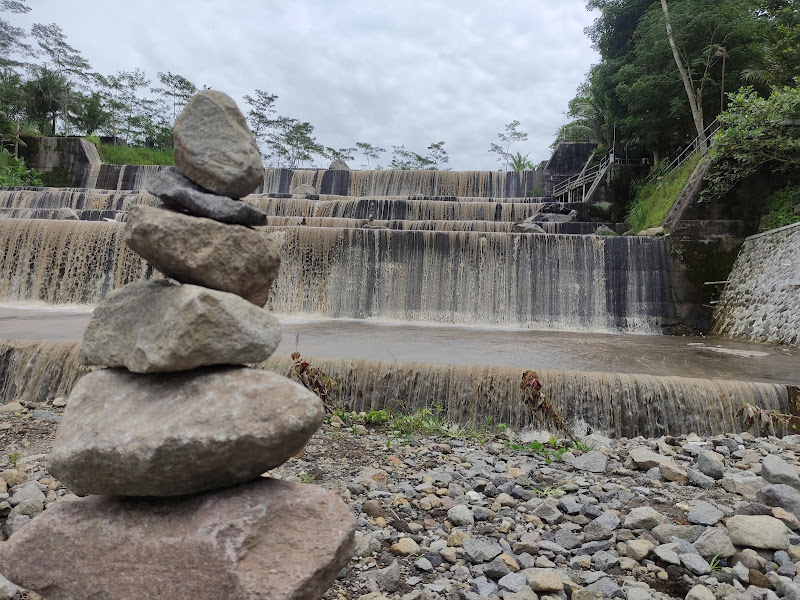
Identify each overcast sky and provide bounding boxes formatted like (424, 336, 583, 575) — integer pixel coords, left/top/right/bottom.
(11, 1, 599, 170)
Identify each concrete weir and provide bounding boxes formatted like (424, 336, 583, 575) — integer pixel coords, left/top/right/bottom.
(0, 339, 788, 439)
(1, 160, 798, 435)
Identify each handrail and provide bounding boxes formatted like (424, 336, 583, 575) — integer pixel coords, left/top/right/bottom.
(644, 119, 719, 185)
(552, 153, 611, 199)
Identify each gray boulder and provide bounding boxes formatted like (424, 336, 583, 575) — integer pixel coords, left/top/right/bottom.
(146, 169, 268, 226)
(0, 479, 355, 600)
(48, 366, 324, 496)
(571, 450, 608, 473)
(329, 159, 350, 170)
(173, 90, 264, 198)
(726, 515, 790, 549)
(761, 454, 800, 490)
(80, 280, 280, 373)
(53, 207, 79, 220)
(512, 222, 547, 234)
(124, 204, 281, 307)
(293, 183, 316, 195)
(757, 484, 800, 519)
(696, 449, 725, 480)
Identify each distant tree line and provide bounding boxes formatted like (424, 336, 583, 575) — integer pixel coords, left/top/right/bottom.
(0, 1, 555, 171)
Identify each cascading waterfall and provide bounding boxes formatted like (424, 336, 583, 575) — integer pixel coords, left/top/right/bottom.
(0, 220, 673, 332)
(263, 217, 600, 234)
(0, 340, 786, 438)
(0, 188, 152, 211)
(262, 168, 544, 197)
(267, 228, 673, 331)
(0, 219, 154, 304)
(251, 198, 545, 221)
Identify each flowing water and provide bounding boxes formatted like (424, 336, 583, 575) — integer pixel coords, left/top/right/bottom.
(0, 219, 673, 332)
(1, 170, 797, 435)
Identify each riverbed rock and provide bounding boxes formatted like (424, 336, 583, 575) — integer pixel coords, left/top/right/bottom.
(124, 204, 280, 307)
(145, 168, 268, 226)
(726, 515, 790, 549)
(0, 479, 355, 600)
(512, 222, 547, 234)
(173, 90, 263, 198)
(48, 366, 324, 496)
(80, 280, 280, 373)
(761, 454, 800, 490)
(293, 183, 316, 195)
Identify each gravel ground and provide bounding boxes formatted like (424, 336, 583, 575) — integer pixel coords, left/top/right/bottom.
(4, 398, 800, 600)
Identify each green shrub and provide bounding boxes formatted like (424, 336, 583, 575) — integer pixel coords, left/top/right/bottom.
(759, 184, 800, 232)
(0, 149, 42, 186)
(626, 153, 701, 232)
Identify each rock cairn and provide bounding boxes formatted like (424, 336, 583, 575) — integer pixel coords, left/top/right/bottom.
(0, 90, 355, 599)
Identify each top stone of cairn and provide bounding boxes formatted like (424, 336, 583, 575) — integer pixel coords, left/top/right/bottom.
(173, 90, 264, 199)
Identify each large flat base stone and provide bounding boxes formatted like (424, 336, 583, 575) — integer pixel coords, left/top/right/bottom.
(0, 479, 355, 600)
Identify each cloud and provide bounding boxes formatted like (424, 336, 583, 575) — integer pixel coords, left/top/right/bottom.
(11, 0, 598, 169)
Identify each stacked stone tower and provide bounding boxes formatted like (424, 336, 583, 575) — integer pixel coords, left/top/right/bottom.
(0, 91, 355, 599)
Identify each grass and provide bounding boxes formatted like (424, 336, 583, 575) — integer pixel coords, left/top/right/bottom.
(86, 136, 174, 166)
(626, 153, 702, 232)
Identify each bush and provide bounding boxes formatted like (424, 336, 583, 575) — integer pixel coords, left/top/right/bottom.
(759, 184, 800, 232)
(0, 149, 42, 186)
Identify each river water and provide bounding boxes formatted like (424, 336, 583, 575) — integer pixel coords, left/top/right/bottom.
(2, 306, 797, 385)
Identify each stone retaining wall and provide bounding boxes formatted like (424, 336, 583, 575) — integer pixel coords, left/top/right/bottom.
(712, 221, 800, 346)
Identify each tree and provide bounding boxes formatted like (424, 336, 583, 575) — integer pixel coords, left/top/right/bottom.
(31, 23, 92, 135)
(355, 141, 385, 169)
(426, 141, 449, 170)
(244, 89, 279, 158)
(152, 71, 197, 122)
(23, 66, 65, 134)
(0, 0, 34, 73)
(488, 120, 528, 171)
(509, 152, 536, 171)
(325, 146, 356, 163)
(390, 145, 434, 170)
(704, 83, 800, 199)
(268, 119, 325, 168)
(103, 69, 152, 143)
(72, 90, 109, 135)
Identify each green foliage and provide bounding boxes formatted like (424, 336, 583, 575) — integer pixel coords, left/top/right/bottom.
(298, 473, 315, 484)
(363, 409, 392, 425)
(89, 139, 174, 166)
(8, 452, 20, 468)
(509, 152, 536, 171)
(627, 152, 701, 231)
(704, 83, 800, 200)
(503, 438, 571, 464)
(0, 148, 42, 185)
(709, 554, 722, 571)
(567, 0, 793, 160)
(489, 120, 528, 171)
(759, 184, 800, 231)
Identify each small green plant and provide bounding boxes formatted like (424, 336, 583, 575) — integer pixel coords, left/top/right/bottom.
(299, 473, 315, 484)
(8, 453, 20, 468)
(88, 137, 175, 166)
(531, 484, 565, 498)
(364, 409, 392, 425)
(709, 554, 722, 572)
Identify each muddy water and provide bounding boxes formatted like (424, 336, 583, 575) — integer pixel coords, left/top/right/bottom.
(2, 307, 798, 385)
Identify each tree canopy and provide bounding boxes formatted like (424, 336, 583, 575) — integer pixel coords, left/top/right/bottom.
(560, 0, 800, 163)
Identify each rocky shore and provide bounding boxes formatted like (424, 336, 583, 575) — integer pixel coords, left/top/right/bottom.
(3, 398, 800, 600)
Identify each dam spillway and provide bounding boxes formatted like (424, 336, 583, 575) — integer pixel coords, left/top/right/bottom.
(1, 162, 798, 437)
(0, 218, 674, 332)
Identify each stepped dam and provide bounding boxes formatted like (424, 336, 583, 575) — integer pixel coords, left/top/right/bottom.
(1, 158, 799, 437)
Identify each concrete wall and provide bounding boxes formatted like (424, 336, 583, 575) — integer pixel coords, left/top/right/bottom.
(712, 222, 800, 346)
(19, 136, 101, 188)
